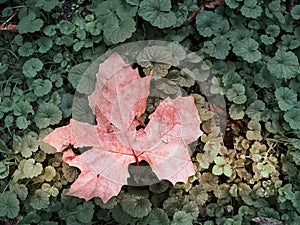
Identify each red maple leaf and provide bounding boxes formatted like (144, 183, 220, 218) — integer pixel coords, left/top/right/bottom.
(44, 53, 202, 202)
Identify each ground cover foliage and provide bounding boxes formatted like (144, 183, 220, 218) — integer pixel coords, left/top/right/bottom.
(0, 0, 299, 224)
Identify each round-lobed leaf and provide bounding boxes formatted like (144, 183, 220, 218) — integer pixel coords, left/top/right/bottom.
(120, 194, 152, 218)
(0, 192, 20, 219)
(34, 102, 62, 128)
(138, 0, 176, 28)
(22, 58, 44, 78)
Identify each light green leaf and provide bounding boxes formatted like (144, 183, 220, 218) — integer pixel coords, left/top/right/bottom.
(267, 48, 299, 79)
(121, 194, 152, 218)
(31, 79, 52, 97)
(226, 83, 247, 104)
(275, 87, 297, 111)
(138, 0, 176, 28)
(18, 11, 43, 34)
(30, 189, 50, 210)
(34, 102, 62, 128)
(233, 38, 261, 63)
(229, 104, 245, 120)
(0, 192, 19, 219)
(16, 116, 30, 129)
(223, 164, 233, 177)
(22, 58, 44, 78)
(212, 165, 223, 176)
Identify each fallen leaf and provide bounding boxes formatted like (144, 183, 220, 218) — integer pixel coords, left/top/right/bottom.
(44, 53, 202, 202)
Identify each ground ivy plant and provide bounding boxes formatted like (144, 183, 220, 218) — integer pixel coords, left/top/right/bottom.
(0, 0, 299, 224)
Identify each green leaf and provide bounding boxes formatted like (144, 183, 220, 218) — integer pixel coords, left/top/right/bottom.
(182, 201, 199, 218)
(267, 48, 299, 79)
(291, 5, 300, 20)
(103, 17, 136, 44)
(284, 108, 300, 130)
(59, 20, 75, 35)
(149, 180, 170, 194)
(138, 0, 176, 28)
(94, 196, 117, 209)
(35, 0, 60, 11)
(30, 189, 50, 210)
(36, 37, 53, 53)
(111, 205, 134, 225)
(68, 62, 91, 90)
(171, 211, 193, 225)
(73, 41, 85, 52)
(144, 208, 170, 225)
(18, 42, 34, 56)
(228, 28, 252, 44)
(0, 192, 19, 219)
(60, 93, 73, 118)
(266, 25, 280, 37)
(16, 116, 30, 129)
(22, 58, 44, 78)
(204, 36, 231, 60)
(43, 25, 56, 36)
(31, 79, 52, 97)
(9, 183, 28, 201)
(196, 11, 224, 37)
(34, 102, 62, 128)
(233, 38, 261, 63)
(260, 35, 275, 45)
(0, 62, 8, 74)
(120, 194, 152, 218)
(291, 191, 300, 211)
(241, 0, 262, 18)
(275, 87, 297, 111)
(225, 0, 239, 9)
(278, 184, 295, 202)
(13, 101, 34, 116)
(226, 83, 247, 104)
(246, 100, 265, 120)
(18, 11, 43, 34)
(76, 201, 94, 223)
